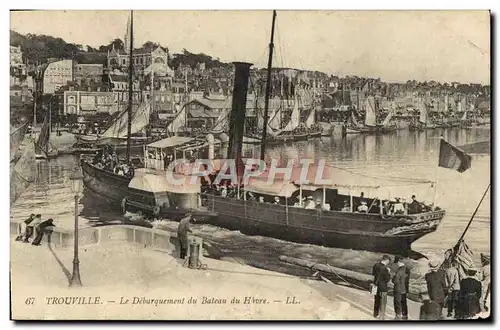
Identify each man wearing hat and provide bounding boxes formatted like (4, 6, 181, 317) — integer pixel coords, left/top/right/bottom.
(408, 194, 421, 214)
(341, 201, 351, 212)
(305, 196, 316, 210)
(32, 218, 56, 246)
(177, 213, 194, 260)
(425, 260, 447, 318)
(419, 291, 441, 320)
(392, 198, 405, 215)
(392, 256, 410, 320)
(15, 213, 35, 241)
(372, 255, 392, 319)
(445, 260, 461, 318)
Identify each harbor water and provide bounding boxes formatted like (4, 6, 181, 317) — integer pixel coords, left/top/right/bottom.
(10, 127, 491, 279)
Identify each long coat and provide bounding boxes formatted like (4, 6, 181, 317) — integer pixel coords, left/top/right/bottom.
(425, 270, 447, 304)
(393, 266, 409, 294)
(177, 216, 192, 246)
(458, 277, 482, 319)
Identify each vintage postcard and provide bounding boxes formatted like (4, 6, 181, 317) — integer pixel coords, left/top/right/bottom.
(9, 9, 491, 321)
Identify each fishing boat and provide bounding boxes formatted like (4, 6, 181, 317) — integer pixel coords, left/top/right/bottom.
(304, 105, 322, 137)
(34, 112, 58, 160)
(348, 97, 397, 134)
(80, 11, 215, 219)
(409, 103, 436, 131)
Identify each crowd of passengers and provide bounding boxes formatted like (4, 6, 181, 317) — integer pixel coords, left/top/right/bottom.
(202, 183, 439, 215)
(92, 147, 135, 178)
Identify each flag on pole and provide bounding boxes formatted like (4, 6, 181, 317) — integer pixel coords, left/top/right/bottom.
(442, 240, 477, 279)
(438, 138, 472, 173)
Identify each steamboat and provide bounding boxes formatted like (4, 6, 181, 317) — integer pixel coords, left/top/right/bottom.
(80, 10, 446, 253)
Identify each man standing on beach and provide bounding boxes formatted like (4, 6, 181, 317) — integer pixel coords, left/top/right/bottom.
(372, 255, 391, 319)
(445, 260, 460, 318)
(425, 260, 447, 318)
(392, 256, 410, 320)
(177, 213, 193, 260)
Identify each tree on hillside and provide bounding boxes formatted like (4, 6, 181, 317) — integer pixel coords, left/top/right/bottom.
(109, 38, 125, 52)
(142, 41, 160, 52)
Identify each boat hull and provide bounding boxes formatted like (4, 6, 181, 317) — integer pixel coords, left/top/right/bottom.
(81, 159, 133, 204)
(348, 125, 397, 134)
(201, 195, 445, 253)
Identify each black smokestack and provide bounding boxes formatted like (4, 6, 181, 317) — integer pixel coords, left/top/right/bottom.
(227, 62, 253, 162)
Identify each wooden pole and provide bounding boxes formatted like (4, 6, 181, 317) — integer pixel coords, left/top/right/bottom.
(456, 183, 490, 245)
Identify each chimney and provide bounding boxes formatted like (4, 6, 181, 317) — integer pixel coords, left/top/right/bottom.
(227, 62, 252, 163)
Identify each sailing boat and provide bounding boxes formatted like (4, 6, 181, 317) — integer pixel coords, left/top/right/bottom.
(10, 122, 29, 163)
(348, 96, 396, 134)
(305, 105, 322, 138)
(80, 11, 140, 202)
(10, 121, 36, 204)
(79, 11, 209, 219)
(34, 110, 58, 159)
(409, 102, 436, 131)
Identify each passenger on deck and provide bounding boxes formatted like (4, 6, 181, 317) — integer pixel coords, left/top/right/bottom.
(305, 196, 316, 209)
(221, 185, 228, 198)
(383, 201, 391, 215)
(115, 166, 125, 176)
(392, 198, 405, 215)
(322, 202, 331, 211)
(259, 196, 265, 203)
(421, 201, 432, 213)
(341, 201, 351, 212)
(273, 197, 281, 205)
(408, 195, 421, 214)
(357, 200, 368, 213)
(360, 192, 366, 204)
(92, 151, 101, 165)
(111, 151, 119, 167)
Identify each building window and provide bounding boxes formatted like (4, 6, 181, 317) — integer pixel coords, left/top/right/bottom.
(122, 59, 126, 65)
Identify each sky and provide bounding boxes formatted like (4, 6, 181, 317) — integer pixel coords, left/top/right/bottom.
(10, 10, 491, 84)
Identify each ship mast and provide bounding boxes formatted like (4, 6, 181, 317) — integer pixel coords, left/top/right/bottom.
(260, 10, 277, 161)
(126, 10, 134, 163)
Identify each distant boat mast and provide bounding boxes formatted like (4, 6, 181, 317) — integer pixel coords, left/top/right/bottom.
(260, 10, 277, 161)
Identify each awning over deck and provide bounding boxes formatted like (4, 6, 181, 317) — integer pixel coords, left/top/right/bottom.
(244, 177, 298, 198)
(129, 168, 201, 194)
(147, 136, 195, 149)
